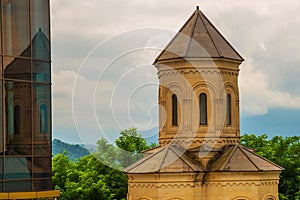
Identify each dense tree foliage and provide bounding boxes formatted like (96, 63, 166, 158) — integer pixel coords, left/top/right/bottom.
(53, 153, 127, 200)
(115, 128, 150, 167)
(52, 131, 299, 200)
(53, 128, 154, 200)
(241, 134, 300, 200)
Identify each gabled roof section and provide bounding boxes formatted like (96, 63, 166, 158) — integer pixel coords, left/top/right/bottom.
(210, 145, 283, 172)
(125, 145, 205, 174)
(154, 7, 244, 63)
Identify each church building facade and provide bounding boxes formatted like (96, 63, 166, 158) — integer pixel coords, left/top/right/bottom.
(125, 7, 283, 200)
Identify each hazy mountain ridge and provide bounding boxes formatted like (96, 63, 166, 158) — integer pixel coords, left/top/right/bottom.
(53, 110, 300, 162)
(52, 139, 90, 161)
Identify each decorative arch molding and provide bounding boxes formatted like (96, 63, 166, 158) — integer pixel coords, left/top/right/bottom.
(159, 138, 240, 147)
(130, 183, 156, 189)
(162, 82, 185, 101)
(12, 95, 30, 109)
(157, 69, 238, 79)
(190, 81, 217, 99)
(263, 195, 276, 200)
(232, 196, 251, 200)
(220, 69, 239, 77)
(33, 93, 50, 105)
(130, 183, 195, 189)
(169, 198, 183, 200)
(205, 182, 260, 187)
(204, 181, 278, 187)
(224, 82, 238, 96)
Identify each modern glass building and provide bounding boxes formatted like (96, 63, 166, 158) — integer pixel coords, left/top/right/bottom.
(0, 1, 58, 196)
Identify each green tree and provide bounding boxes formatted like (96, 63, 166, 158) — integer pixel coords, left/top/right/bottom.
(52, 154, 127, 200)
(93, 137, 120, 169)
(115, 127, 153, 167)
(52, 128, 157, 200)
(241, 134, 300, 200)
(52, 152, 74, 192)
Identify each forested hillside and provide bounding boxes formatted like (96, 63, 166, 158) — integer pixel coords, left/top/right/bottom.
(52, 139, 90, 161)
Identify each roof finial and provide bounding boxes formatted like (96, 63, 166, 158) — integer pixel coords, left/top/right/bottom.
(196, 6, 199, 10)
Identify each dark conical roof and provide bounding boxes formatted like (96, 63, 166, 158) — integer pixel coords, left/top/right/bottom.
(154, 7, 244, 63)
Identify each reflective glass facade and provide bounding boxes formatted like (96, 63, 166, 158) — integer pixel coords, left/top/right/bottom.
(0, 0, 51, 192)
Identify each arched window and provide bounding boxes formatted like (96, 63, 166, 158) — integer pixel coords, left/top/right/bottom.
(40, 104, 48, 133)
(199, 93, 207, 125)
(172, 94, 178, 126)
(232, 197, 251, 200)
(265, 196, 276, 200)
(14, 105, 21, 135)
(226, 94, 232, 125)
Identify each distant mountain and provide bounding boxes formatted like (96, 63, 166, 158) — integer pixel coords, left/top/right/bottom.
(54, 109, 298, 160)
(139, 108, 300, 145)
(241, 108, 300, 137)
(52, 139, 90, 161)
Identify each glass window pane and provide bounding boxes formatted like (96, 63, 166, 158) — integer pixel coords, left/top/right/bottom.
(226, 94, 231, 125)
(0, 158, 3, 180)
(5, 81, 32, 156)
(0, 81, 4, 155)
(172, 94, 178, 126)
(13, 105, 20, 134)
(33, 179, 51, 191)
(31, 0, 50, 61)
(33, 61, 50, 82)
(2, 0, 30, 57)
(4, 57, 31, 80)
(39, 104, 48, 133)
(227, 94, 232, 125)
(0, 9, 2, 56)
(200, 93, 207, 125)
(5, 180, 32, 192)
(5, 157, 32, 180)
(33, 84, 51, 156)
(33, 156, 51, 178)
(0, 58, 2, 78)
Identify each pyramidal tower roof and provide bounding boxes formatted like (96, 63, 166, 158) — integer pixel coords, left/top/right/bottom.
(154, 6, 244, 63)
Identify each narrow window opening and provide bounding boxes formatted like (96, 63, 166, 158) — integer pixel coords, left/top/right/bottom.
(172, 94, 178, 126)
(227, 94, 232, 125)
(40, 104, 48, 133)
(200, 93, 207, 125)
(14, 105, 21, 135)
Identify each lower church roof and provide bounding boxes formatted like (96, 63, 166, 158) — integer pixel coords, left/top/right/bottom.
(209, 145, 283, 172)
(125, 144, 283, 174)
(125, 145, 205, 173)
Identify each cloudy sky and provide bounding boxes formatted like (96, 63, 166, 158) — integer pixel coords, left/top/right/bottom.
(50, 0, 300, 144)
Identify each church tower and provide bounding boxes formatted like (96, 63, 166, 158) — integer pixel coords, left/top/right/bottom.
(126, 7, 283, 200)
(154, 6, 243, 149)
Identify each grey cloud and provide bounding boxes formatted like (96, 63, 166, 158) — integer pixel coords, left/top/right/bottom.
(50, 0, 300, 143)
